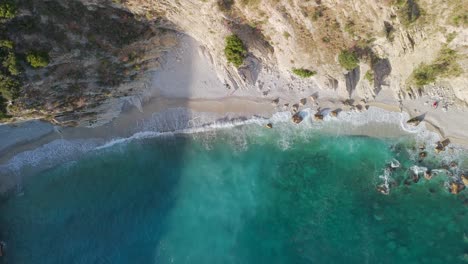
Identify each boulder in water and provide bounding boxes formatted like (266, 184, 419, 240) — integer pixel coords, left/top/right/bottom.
(424, 170, 432, 180)
(441, 138, 451, 147)
(292, 113, 303, 124)
(314, 113, 324, 121)
(407, 116, 422, 126)
(435, 139, 451, 153)
(331, 109, 340, 117)
(461, 173, 468, 186)
(266, 123, 273, 129)
(449, 181, 465, 194)
(419, 151, 427, 160)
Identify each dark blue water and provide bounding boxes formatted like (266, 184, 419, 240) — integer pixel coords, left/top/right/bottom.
(0, 127, 467, 263)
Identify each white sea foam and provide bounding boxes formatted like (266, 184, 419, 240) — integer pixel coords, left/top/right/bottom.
(1, 106, 466, 195)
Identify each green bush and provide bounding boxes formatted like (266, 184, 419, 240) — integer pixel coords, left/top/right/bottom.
(217, 0, 234, 12)
(412, 47, 462, 86)
(0, 73, 19, 99)
(0, 94, 9, 119)
(0, 40, 14, 49)
(224, 35, 247, 68)
(338, 50, 359, 70)
(364, 70, 374, 83)
(394, 0, 421, 26)
(26, 51, 50, 68)
(2, 52, 20, 76)
(0, 2, 17, 19)
(292, 68, 316, 78)
(452, 14, 467, 26)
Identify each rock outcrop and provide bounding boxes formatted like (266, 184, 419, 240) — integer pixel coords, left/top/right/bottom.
(0, 0, 467, 126)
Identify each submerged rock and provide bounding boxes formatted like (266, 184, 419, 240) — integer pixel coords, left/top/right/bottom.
(292, 113, 303, 124)
(376, 184, 390, 195)
(449, 161, 458, 169)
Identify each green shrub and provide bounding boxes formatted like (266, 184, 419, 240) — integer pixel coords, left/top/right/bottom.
(394, 0, 421, 26)
(2, 52, 20, 76)
(0, 40, 14, 49)
(0, 73, 19, 99)
(338, 50, 359, 70)
(412, 47, 462, 86)
(292, 68, 316, 78)
(452, 14, 467, 26)
(364, 70, 374, 83)
(26, 51, 50, 68)
(446, 32, 457, 43)
(224, 35, 247, 68)
(217, 0, 234, 12)
(0, 94, 9, 119)
(0, 2, 17, 19)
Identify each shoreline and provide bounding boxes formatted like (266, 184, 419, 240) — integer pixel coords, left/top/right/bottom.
(1, 33, 468, 194)
(2, 94, 466, 165)
(0, 100, 467, 195)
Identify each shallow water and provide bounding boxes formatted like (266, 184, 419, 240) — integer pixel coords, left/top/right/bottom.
(0, 125, 467, 264)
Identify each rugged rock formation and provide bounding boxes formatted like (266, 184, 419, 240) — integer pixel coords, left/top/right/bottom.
(122, 0, 467, 99)
(0, 0, 467, 126)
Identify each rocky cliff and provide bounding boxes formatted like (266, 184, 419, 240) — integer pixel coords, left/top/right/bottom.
(127, 0, 467, 99)
(0, 0, 466, 126)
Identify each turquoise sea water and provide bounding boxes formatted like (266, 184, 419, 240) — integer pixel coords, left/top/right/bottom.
(0, 124, 467, 263)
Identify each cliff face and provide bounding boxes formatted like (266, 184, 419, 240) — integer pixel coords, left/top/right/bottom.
(125, 0, 467, 102)
(0, 0, 467, 126)
(1, 0, 178, 126)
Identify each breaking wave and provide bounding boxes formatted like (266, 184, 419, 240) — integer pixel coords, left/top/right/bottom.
(1, 106, 466, 195)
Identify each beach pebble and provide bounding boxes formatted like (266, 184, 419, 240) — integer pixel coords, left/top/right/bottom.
(299, 98, 307, 106)
(271, 98, 280, 106)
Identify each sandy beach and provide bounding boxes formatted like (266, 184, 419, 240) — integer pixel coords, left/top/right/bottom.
(1, 34, 468, 194)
